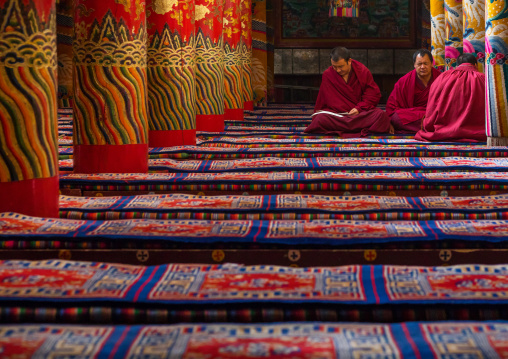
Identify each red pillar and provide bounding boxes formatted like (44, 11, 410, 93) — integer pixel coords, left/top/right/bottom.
(223, 0, 244, 121)
(73, 0, 148, 173)
(0, 0, 59, 217)
(147, 0, 197, 147)
(195, 0, 225, 132)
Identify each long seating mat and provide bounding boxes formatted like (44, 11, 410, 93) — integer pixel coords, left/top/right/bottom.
(1, 261, 508, 323)
(58, 157, 508, 173)
(4, 212, 508, 250)
(58, 146, 508, 160)
(58, 193, 508, 220)
(2, 322, 508, 357)
(59, 172, 508, 197)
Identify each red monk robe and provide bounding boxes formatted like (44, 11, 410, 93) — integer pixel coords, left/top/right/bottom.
(415, 63, 486, 142)
(386, 67, 442, 133)
(304, 60, 390, 137)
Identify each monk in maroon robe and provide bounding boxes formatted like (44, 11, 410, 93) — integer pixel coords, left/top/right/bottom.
(415, 53, 486, 142)
(386, 49, 442, 133)
(304, 47, 390, 137)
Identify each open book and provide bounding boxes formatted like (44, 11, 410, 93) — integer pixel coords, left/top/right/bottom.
(311, 110, 350, 117)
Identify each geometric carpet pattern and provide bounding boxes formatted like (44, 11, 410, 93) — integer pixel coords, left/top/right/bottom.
(1, 321, 508, 358)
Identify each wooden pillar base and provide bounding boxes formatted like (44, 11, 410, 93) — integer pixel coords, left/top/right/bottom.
(487, 137, 508, 146)
(149, 130, 196, 148)
(0, 176, 59, 218)
(196, 114, 225, 132)
(74, 144, 148, 174)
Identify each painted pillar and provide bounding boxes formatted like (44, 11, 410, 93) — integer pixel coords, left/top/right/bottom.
(57, 0, 74, 108)
(444, 0, 463, 69)
(73, 0, 148, 173)
(463, 0, 485, 72)
(431, 0, 446, 71)
(486, 0, 508, 145)
(146, 0, 196, 147)
(252, 0, 267, 106)
(223, 0, 243, 121)
(195, 0, 225, 132)
(0, 0, 59, 217)
(266, 0, 274, 102)
(240, 0, 254, 111)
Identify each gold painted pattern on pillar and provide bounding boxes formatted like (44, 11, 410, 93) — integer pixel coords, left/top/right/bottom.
(462, 0, 485, 72)
(444, 0, 463, 69)
(73, 9, 148, 145)
(147, 28, 196, 131)
(240, 0, 253, 104)
(195, 30, 225, 115)
(431, 0, 446, 69)
(223, 0, 242, 110)
(0, 0, 58, 182)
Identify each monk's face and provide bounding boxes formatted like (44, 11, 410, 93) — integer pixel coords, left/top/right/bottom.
(331, 58, 352, 77)
(414, 54, 432, 78)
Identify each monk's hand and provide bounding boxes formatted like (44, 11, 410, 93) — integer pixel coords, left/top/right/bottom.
(389, 124, 395, 134)
(348, 108, 359, 116)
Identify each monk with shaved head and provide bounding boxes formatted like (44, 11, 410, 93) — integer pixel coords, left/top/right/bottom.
(305, 46, 391, 137)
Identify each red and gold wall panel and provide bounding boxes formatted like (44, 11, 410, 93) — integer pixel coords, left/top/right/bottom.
(223, 0, 243, 121)
(195, 0, 225, 132)
(240, 0, 253, 111)
(147, 0, 197, 147)
(0, 0, 59, 217)
(73, 0, 148, 173)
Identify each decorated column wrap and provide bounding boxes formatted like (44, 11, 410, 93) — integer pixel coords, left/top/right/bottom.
(0, 0, 59, 217)
(252, 0, 267, 106)
(73, 0, 148, 173)
(57, 0, 74, 108)
(486, 0, 508, 145)
(240, 0, 254, 111)
(147, 0, 196, 147)
(431, 0, 446, 71)
(223, 0, 243, 121)
(444, 0, 463, 69)
(195, 0, 225, 132)
(463, 0, 485, 72)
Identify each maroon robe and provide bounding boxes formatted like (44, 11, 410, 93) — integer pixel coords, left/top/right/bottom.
(415, 63, 486, 142)
(386, 67, 441, 134)
(304, 59, 389, 137)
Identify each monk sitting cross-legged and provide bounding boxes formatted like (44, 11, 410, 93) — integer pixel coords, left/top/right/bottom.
(415, 53, 486, 142)
(386, 49, 442, 134)
(304, 46, 390, 137)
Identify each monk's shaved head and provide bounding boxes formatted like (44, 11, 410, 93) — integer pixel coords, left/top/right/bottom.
(330, 47, 351, 62)
(457, 53, 477, 66)
(413, 49, 433, 64)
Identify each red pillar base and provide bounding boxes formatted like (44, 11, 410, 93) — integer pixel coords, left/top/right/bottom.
(196, 114, 225, 132)
(149, 130, 196, 147)
(0, 176, 59, 218)
(243, 101, 254, 111)
(74, 144, 148, 174)
(225, 108, 244, 121)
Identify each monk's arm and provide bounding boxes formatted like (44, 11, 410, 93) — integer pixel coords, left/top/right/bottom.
(356, 70, 382, 112)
